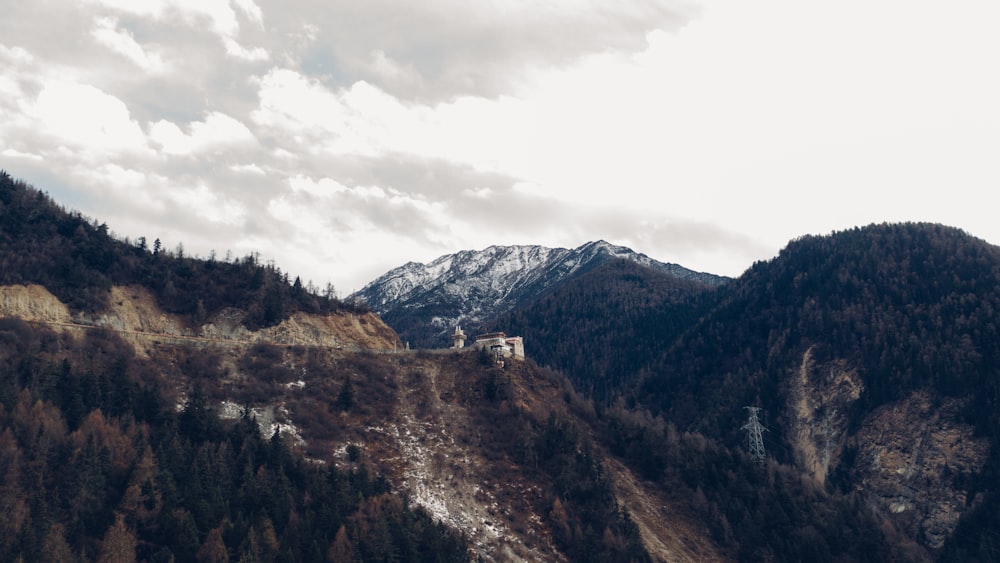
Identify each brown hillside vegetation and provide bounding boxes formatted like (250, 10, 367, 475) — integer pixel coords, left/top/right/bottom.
(337, 351, 723, 562)
(0, 282, 718, 561)
(176, 341, 722, 561)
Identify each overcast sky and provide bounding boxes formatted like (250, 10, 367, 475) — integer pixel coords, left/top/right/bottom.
(2, 0, 998, 293)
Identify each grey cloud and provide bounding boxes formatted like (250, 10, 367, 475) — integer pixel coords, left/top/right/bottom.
(0, 3, 96, 66)
(448, 185, 561, 234)
(0, 1, 268, 126)
(585, 212, 767, 255)
(330, 155, 519, 200)
(0, 0, 721, 289)
(441, 185, 769, 276)
(579, 212, 772, 277)
(257, 0, 696, 101)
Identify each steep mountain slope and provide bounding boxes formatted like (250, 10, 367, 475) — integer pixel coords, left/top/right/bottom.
(0, 303, 464, 561)
(352, 240, 726, 348)
(0, 283, 721, 562)
(500, 259, 717, 401)
(630, 223, 1000, 556)
(475, 222, 1000, 558)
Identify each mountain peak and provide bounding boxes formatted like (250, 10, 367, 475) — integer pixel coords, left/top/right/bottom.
(352, 241, 727, 348)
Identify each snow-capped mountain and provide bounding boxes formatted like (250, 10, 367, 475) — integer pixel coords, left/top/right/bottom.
(352, 240, 727, 348)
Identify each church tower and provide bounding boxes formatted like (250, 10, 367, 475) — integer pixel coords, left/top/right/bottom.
(451, 326, 466, 348)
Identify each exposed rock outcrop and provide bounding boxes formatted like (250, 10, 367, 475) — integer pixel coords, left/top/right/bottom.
(850, 392, 989, 549)
(785, 346, 988, 551)
(0, 284, 71, 323)
(786, 346, 864, 484)
(0, 284, 401, 352)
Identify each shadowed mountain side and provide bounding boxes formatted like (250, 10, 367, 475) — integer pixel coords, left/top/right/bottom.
(496, 259, 717, 401)
(634, 223, 1000, 556)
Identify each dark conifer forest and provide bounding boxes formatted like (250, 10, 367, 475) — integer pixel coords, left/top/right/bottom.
(501, 259, 715, 401)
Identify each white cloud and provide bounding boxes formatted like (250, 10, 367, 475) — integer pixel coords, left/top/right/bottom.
(26, 80, 150, 158)
(91, 16, 168, 73)
(167, 183, 246, 225)
(87, 0, 268, 61)
(252, 69, 394, 156)
(367, 49, 421, 88)
(250, 67, 532, 167)
(232, 0, 264, 27)
(0, 149, 43, 162)
(83, 0, 165, 18)
(69, 163, 169, 218)
(288, 174, 348, 198)
(0, 46, 35, 115)
(149, 111, 257, 155)
(0, 45, 34, 65)
(223, 37, 269, 61)
(230, 162, 266, 175)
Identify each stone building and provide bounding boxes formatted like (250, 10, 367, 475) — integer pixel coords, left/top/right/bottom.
(472, 331, 524, 359)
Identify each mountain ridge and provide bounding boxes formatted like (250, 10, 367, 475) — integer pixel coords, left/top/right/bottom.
(353, 239, 727, 348)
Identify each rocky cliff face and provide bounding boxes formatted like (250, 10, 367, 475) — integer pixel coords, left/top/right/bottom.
(785, 347, 989, 553)
(849, 392, 988, 550)
(0, 284, 72, 323)
(786, 346, 865, 485)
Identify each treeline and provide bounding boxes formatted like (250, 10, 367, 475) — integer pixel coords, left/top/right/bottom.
(0, 318, 467, 561)
(0, 171, 363, 329)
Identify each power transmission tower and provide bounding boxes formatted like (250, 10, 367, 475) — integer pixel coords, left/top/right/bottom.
(742, 406, 767, 465)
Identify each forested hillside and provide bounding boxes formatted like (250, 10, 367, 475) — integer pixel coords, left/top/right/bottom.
(637, 223, 1000, 559)
(499, 259, 716, 401)
(0, 318, 468, 561)
(641, 223, 1000, 435)
(520, 222, 1000, 560)
(0, 171, 361, 329)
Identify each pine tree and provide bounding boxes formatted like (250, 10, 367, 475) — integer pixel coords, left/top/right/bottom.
(97, 513, 137, 563)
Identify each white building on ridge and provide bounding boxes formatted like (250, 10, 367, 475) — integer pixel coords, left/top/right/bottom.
(472, 331, 524, 359)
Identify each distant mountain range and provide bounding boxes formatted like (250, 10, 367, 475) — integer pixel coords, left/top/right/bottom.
(351, 240, 727, 348)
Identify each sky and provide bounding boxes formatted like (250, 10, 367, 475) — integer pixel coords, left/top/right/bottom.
(1, 0, 998, 294)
